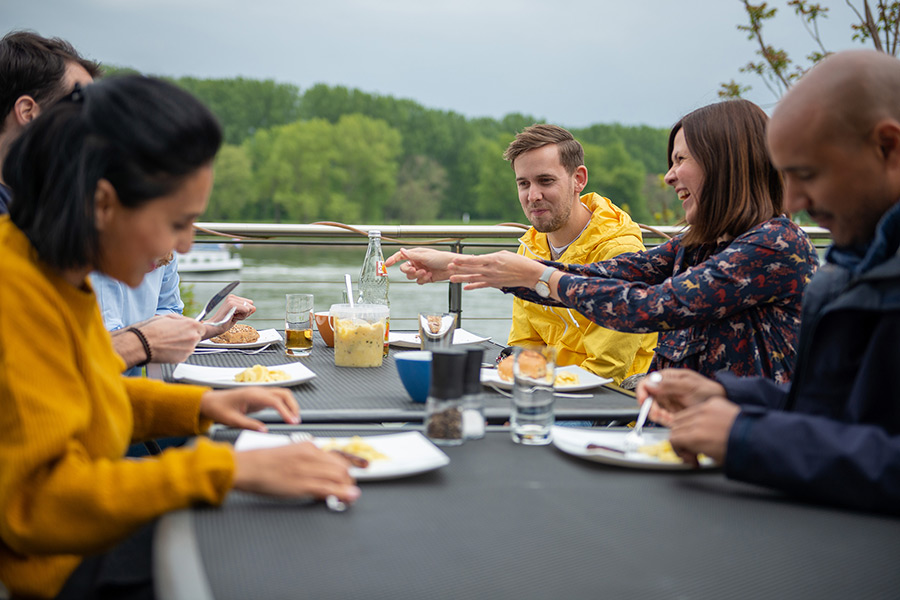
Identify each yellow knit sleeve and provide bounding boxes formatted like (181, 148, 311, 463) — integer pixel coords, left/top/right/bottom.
(0, 252, 235, 560)
(126, 377, 213, 441)
(2, 438, 234, 556)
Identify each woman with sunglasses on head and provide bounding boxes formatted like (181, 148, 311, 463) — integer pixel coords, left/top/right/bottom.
(0, 77, 359, 600)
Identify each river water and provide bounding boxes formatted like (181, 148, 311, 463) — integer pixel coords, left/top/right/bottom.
(180, 244, 515, 344)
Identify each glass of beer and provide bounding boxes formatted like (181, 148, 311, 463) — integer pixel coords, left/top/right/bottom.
(285, 294, 314, 356)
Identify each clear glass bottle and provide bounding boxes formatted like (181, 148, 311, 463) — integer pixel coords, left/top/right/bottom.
(462, 347, 485, 439)
(425, 349, 466, 446)
(357, 229, 390, 356)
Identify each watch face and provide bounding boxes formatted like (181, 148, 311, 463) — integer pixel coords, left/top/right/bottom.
(535, 281, 550, 298)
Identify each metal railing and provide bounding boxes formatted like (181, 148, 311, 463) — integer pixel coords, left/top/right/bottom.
(183, 222, 833, 329)
(192, 221, 833, 247)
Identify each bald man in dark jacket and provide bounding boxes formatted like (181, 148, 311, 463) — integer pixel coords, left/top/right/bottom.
(637, 49, 900, 513)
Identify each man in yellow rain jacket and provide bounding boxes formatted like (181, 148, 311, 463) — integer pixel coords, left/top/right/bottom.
(505, 125, 656, 385)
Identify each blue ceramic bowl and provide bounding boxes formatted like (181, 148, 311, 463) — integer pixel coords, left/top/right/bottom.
(395, 350, 432, 403)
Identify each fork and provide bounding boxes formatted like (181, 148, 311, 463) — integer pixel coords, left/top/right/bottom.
(623, 372, 662, 452)
(194, 280, 239, 322)
(488, 384, 513, 398)
(623, 398, 653, 452)
(289, 433, 349, 513)
(203, 306, 237, 328)
(192, 343, 273, 355)
(488, 383, 590, 399)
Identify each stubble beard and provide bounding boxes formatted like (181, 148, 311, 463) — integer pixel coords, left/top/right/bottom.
(530, 199, 573, 234)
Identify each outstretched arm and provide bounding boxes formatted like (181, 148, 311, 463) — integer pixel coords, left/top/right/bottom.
(384, 248, 457, 283)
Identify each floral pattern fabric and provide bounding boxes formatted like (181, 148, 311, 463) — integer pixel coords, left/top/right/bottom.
(507, 217, 818, 382)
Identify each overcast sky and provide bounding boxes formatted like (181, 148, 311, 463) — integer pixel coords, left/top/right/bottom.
(5, 1, 865, 129)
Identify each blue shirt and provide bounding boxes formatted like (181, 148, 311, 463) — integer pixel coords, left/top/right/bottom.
(0, 183, 10, 215)
(90, 257, 184, 376)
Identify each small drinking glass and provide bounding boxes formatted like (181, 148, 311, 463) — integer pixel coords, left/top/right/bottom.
(510, 346, 557, 445)
(418, 312, 457, 351)
(285, 294, 314, 357)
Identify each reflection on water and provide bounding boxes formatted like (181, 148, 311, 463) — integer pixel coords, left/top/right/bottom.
(180, 245, 514, 343)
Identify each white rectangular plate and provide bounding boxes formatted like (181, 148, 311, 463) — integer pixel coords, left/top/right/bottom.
(196, 328, 283, 349)
(172, 362, 315, 388)
(389, 329, 490, 348)
(480, 365, 611, 392)
(235, 430, 450, 481)
(551, 426, 717, 471)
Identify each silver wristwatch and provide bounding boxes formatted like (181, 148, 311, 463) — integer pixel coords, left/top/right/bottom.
(534, 266, 556, 298)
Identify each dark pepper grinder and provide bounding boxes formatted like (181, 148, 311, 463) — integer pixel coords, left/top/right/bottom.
(425, 349, 466, 445)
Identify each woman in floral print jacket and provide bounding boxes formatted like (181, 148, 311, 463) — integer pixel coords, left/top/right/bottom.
(388, 100, 818, 383)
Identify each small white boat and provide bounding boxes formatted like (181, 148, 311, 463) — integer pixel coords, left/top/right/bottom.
(176, 244, 243, 273)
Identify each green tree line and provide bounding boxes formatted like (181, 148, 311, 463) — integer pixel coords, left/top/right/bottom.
(106, 67, 681, 225)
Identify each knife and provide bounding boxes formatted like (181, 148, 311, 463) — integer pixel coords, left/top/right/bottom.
(194, 280, 240, 321)
(586, 443, 627, 454)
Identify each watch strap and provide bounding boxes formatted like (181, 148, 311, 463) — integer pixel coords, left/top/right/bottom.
(539, 266, 556, 285)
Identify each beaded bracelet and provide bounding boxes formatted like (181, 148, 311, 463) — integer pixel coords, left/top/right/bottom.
(127, 326, 153, 367)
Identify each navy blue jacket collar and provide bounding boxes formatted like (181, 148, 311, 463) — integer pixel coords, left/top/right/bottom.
(826, 200, 900, 276)
(0, 182, 10, 215)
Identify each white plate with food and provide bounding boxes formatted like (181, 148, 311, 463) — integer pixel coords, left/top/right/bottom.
(234, 431, 450, 481)
(551, 426, 717, 471)
(480, 365, 611, 392)
(171, 362, 315, 388)
(196, 327, 282, 349)
(389, 329, 490, 348)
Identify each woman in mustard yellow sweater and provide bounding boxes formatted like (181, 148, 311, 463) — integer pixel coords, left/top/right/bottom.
(0, 77, 360, 599)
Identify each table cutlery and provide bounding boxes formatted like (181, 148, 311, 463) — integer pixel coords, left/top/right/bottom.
(623, 372, 661, 452)
(192, 343, 273, 356)
(488, 383, 590, 399)
(488, 384, 512, 398)
(203, 306, 236, 328)
(194, 280, 239, 322)
(586, 443, 626, 454)
(623, 399, 652, 452)
(289, 433, 349, 512)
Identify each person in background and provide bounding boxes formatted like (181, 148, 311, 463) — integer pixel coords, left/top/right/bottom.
(0, 75, 359, 600)
(637, 50, 900, 513)
(0, 30, 97, 213)
(92, 252, 256, 456)
(0, 30, 249, 372)
(501, 124, 656, 386)
(387, 100, 818, 383)
(90, 254, 257, 377)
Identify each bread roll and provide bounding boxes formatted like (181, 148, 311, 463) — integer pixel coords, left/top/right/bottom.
(210, 323, 259, 344)
(497, 350, 548, 381)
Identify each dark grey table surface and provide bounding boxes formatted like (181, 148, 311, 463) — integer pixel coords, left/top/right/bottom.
(153, 333, 640, 423)
(155, 425, 900, 600)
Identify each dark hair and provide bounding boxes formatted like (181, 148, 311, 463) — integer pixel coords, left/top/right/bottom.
(4, 75, 223, 270)
(504, 124, 584, 174)
(668, 100, 783, 247)
(0, 30, 101, 134)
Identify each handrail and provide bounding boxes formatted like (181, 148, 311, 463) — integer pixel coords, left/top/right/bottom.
(193, 222, 833, 244)
(182, 221, 833, 330)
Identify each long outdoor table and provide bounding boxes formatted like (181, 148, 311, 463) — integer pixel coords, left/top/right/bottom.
(152, 333, 640, 423)
(155, 425, 900, 600)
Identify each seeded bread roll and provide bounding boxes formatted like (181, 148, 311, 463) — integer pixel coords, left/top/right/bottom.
(210, 323, 259, 344)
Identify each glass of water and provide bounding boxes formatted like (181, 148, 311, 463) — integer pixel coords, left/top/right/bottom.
(510, 346, 557, 445)
(285, 293, 314, 357)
